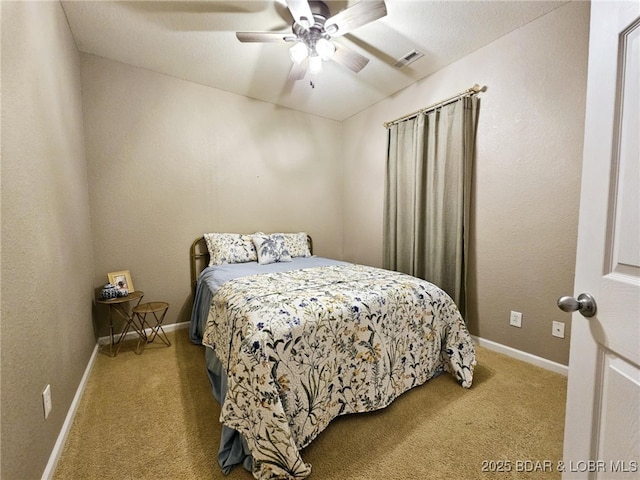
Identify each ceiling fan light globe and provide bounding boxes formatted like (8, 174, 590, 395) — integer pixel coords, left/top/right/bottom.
(289, 42, 308, 64)
(316, 38, 335, 61)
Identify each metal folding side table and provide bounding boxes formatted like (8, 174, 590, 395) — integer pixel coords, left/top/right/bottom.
(132, 302, 171, 351)
(96, 290, 145, 356)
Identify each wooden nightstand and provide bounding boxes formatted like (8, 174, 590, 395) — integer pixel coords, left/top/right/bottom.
(97, 290, 144, 356)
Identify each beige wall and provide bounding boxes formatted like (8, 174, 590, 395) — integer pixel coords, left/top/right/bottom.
(0, 2, 96, 479)
(80, 55, 344, 332)
(341, 1, 590, 365)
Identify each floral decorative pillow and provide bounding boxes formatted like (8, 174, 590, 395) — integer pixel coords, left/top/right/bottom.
(276, 232, 311, 258)
(252, 233, 292, 265)
(204, 233, 257, 267)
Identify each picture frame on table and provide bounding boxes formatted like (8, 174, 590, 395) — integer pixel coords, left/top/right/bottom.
(108, 270, 134, 293)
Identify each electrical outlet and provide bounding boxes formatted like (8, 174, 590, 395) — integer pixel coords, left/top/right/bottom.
(510, 311, 522, 328)
(552, 321, 565, 338)
(43, 384, 52, 419)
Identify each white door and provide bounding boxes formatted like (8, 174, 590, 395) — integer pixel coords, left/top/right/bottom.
(561, 1, 640, 479)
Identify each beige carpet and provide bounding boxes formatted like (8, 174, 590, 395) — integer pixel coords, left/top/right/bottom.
(53, 328, 567, 480)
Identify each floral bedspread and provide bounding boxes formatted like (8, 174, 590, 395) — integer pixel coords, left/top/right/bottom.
(202, 264, 476, 480)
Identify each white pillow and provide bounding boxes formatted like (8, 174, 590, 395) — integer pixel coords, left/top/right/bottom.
(204, 233, 257, 266)
(252, 233, 292, 265)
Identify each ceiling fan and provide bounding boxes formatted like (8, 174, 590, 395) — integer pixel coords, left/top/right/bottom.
(236, 0, 387, 80)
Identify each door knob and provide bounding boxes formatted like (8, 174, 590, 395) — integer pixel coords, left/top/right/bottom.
(557, 293, 597, 317)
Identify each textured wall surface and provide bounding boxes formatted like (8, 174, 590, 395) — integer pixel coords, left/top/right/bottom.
(80, 55, 344, 333)
(0, 2, 96, 479)
(341, 1, 590, 365)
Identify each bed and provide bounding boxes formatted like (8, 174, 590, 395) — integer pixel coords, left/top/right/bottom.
(189, 232, 476, 480)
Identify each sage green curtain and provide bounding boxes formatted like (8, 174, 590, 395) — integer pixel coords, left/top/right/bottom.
(383, 96, 479, 317)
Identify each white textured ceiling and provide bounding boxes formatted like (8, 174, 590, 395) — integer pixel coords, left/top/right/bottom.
(61, 0, 567, 121)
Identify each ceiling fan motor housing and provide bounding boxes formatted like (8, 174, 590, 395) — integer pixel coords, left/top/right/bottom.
(292, 1, 332, 54)
(308, 1, 331, 20)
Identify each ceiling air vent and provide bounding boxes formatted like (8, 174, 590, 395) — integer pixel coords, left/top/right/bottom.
(393, 49, 424, 68)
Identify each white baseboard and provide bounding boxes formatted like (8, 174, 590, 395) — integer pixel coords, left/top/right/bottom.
(41, 342, 99, 480)
(472, 335, 568, 376)
(42, 321, 190, 479)
(98, 320, 190, 345)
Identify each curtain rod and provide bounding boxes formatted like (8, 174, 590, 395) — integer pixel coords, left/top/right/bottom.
(383, 84, 485, 128)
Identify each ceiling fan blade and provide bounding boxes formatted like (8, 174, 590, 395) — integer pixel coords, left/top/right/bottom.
(236, 32, 297, 43)
(285, 0, 314, 29)
(325, 0, 387, 37)
(288, 60, 308, 81)
(333, 43, 370, 73)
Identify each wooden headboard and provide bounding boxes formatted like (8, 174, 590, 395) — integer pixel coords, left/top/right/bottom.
(190, 234, 313, 294)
